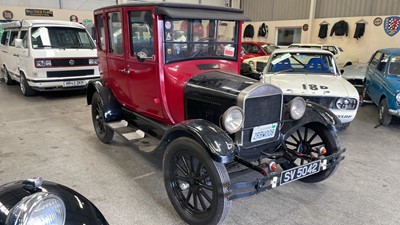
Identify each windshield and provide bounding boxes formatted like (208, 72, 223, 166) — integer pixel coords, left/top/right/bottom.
(265, 52, 338, 75)
(31, 26, 95, 49)
(388, 56, 400, 76)
(262, 44, 279, 54)
(164, 19, 238, 63)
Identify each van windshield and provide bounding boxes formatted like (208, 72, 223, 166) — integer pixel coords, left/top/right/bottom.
(31, 26, 95, 49)
(164, 19, 238, 63)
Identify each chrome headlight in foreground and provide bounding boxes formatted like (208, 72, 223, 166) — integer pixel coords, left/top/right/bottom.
(6, 192, 66, 225)
(335, 97, 358, 109)
(222, 106, 244, 133)
(288, 97, 306, 120)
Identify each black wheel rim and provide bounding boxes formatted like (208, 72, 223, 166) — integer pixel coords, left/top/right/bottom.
(94, 100, 107, 135)
(170, 151, 216, 217)
(284, 126, 326, 166)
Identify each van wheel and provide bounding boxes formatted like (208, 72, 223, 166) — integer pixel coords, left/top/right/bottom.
(3, 67, 16, 85)
(20, 73, 36, 96)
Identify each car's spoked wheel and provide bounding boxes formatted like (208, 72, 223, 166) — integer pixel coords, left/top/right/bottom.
(379, 99, 392, 126)
(91, 92, 114, 143)
(281, 123, 340, 183)
(163, 137, 231, 225)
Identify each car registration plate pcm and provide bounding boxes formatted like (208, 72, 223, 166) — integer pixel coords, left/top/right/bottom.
(251, 123, 277, 142)
(280, 160, 321, 185)
(63, 80, 86, 87)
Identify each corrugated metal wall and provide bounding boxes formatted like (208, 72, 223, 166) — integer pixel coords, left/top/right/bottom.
(242, 0, 310, 21)
(243, 0, 400, 21)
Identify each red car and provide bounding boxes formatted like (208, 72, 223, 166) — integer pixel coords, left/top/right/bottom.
(241, 41, 279, 59)
(86, 2, 344, 225)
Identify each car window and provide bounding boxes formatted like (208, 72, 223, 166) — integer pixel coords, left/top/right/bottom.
(129, 10, 154, 58)
(377, 54, 389, 73)
(95, 14, 105, 51)
(247, 44, 259, 54)
(0, 30, 9, 45)
(9, 30, 18, 46)
(108, 11, 123, 55)
(388, 56, 400, 76)
(20, 30, 28, 48)
(370, 51, 383, 68)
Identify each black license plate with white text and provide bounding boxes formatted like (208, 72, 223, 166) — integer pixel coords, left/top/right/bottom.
(280, 160, 321, 185)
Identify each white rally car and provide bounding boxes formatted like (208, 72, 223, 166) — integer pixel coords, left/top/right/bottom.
(261, 48, 359, 129)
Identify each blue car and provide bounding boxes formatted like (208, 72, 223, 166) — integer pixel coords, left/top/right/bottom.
(364, 48, 400, 126)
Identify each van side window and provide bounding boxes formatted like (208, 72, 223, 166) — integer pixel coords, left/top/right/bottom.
(9, 31, 19, 46)
(129, 11, 153, 57)
(20, 31, 28, 48)
(108, 11, 123, 55)
(95, 14, 105, 51)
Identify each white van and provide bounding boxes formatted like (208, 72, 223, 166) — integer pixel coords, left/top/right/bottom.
(0, 20, 99, 96)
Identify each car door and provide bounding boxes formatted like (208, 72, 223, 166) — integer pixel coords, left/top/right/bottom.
(368, 52, 388, 104)
(5, 30, 20, 78)
(17, 30, 29, 76)
(104, 9, 134, 108)
(125, 8, 164, 120)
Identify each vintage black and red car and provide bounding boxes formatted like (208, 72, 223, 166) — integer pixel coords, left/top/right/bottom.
(86, 2, 345, 225)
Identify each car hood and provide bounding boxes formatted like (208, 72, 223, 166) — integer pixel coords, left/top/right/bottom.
(263, 74, 358, 98)
(342, 63, 367, 80)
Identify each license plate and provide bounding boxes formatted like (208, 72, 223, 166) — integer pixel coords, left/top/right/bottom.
(251, 123, 277, 142)
(63, 80, 86, 87)
(280, 160, 321, 185)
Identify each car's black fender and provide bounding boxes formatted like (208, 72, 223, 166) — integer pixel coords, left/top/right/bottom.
(0, 179, 108, 224)
(281, 101, 341, 138)
(158, 119, 236, 164)
(86, 79, 122, 122)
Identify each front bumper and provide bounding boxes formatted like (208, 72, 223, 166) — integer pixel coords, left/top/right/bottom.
(228, 147, 346, 200)
(27, 75, 100, 91)
(389, 109, 400, 116)
(330, 108, 358, 124)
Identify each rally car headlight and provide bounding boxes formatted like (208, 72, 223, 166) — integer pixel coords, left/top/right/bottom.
(222, 106, 244, 133)
(336, 97, 357, 109)
(6, 192, 66, 225)
(288, 97, 306, 120)
(89, 58, 98, 65)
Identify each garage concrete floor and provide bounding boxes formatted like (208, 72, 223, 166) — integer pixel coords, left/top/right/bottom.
(1, 81, 400, 225)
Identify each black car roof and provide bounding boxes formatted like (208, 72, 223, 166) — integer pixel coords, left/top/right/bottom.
(95, 2, 250, 21)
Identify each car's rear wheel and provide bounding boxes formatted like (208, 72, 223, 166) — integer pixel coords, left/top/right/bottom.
(163, 137, 231, 225)
(91, 92, 114, 143)
(379, 99, 392, 126)
(281, 123, 340, 183)
(20, 73, 36, 96)
(3, 67, 16, 85)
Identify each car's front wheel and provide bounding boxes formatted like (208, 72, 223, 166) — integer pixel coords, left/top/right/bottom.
(379, 98, 392, 126)
(3, 67, 16, 85)
(281, 123, 340, 183)
(91, 92, 114, 143)
(163, 137, 231, 225)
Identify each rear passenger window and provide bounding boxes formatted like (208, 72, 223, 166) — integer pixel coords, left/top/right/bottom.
(95, 14, 105, 51)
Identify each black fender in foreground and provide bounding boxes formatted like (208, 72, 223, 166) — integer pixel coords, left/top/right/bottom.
(0, 180, 108, 225)
(86, 79, 122, 122)
(158, 119, 236, 164)
(281, 101, 341, 139)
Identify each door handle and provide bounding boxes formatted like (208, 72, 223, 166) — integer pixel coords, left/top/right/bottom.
(118, 68, 131, 75)
(13, 54, 19, 57)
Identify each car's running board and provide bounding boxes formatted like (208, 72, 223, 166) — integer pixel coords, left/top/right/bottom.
(107, 120, 160, 153)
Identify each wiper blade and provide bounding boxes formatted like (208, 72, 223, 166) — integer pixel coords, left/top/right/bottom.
(38, 44, 65, 49)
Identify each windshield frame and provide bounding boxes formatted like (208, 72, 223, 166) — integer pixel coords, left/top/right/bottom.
(163, 18, 239, 64)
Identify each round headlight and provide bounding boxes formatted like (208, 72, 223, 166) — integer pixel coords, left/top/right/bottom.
(6, 192, 66, 225)
(396, 93, 400, 103)
(249, 61, 255, 69)
(222, 106, 244, 133)
(336, 97, 350, 109)
(289, 97, 306, 120)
